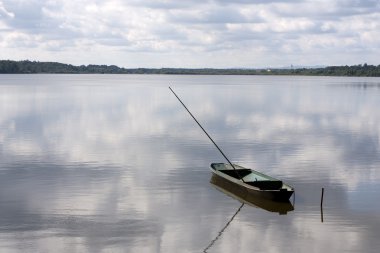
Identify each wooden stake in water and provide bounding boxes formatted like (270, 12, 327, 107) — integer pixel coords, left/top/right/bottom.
(320, 188, 325, 223)
(320, 188, 324, 207)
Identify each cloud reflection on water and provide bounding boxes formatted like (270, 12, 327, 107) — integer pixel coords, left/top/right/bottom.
(0, 75, 380, 252)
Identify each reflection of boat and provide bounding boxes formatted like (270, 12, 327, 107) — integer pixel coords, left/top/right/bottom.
(210, 173, 294, 215)
(211, 163, 294, 202)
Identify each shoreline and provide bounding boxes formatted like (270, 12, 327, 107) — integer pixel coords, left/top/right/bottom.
(1, 60, 380, 77)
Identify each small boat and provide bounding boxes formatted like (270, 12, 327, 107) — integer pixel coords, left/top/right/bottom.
(210, 163, 294, 202)
(169, 88, 295, 203)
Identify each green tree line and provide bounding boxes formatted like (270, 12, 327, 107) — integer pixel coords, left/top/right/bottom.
(1, 60, 380, 76)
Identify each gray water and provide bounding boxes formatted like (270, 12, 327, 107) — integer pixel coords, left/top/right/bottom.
(0, 74, 380, 253)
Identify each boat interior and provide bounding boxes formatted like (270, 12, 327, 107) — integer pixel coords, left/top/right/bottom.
(246, 180, 283, 190)
(218, 169, 284, 190)
(218, 169, 251, 178)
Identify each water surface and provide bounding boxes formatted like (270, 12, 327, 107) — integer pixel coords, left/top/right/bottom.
(0, 75, 380, 252)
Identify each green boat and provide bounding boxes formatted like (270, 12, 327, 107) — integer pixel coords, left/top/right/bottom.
(169, 87, 295, 203)
(210, 163, 294, 202)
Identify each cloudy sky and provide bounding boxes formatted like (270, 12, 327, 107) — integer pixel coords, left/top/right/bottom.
(0, 0, 379, 68)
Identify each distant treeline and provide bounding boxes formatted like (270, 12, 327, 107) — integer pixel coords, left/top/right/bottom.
(1, 60, 380, 76)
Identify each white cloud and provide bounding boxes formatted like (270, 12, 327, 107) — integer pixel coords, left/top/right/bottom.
(0, 0, 379, 67)
(0, 1, 14, 18)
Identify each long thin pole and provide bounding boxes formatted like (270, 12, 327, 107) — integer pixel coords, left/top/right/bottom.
(320, 187, 324, 223)
(169, 87, 244, 181)
(320, 188, 324, 207)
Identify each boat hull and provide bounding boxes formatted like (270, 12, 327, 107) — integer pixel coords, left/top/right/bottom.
(210, 163, 294, 202)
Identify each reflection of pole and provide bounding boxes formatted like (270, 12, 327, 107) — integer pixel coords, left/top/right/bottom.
(203, 203, 244, 253)
(169, 87, 245, 182)
(321, 205, 324, 223)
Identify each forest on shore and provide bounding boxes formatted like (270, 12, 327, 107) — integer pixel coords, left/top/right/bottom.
(1, 60, 380, 76)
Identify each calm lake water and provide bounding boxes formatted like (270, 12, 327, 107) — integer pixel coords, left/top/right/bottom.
(0, 74, 380, 253)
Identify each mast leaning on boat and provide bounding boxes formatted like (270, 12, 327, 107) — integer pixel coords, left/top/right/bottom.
(169, 87, 246, 182)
